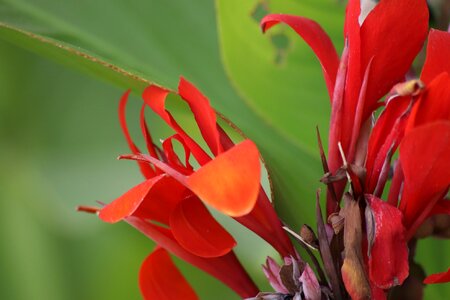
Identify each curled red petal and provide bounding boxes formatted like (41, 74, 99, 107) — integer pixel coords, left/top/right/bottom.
(139, 248, 199, 300)
(186, 140, 261, 217)
(366, 195, 409, 289)
(424, 268, 450, 284)
(261, 14, 339, 99)
(162, 134, 194, 175)
(360, 0, 428, 115)
(99, 175, 166, 223)
(399, 121, 450, 237)
(421, 29, 450, 84)
(139, 103, 158, 158)
(119, 90, 156, 178)
(142, 85, 211, 165)
(170, 197, 236, 258)
(178, 77, 223, 156)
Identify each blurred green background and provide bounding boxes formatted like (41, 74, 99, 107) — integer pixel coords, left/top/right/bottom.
(0, 0, 449, 299)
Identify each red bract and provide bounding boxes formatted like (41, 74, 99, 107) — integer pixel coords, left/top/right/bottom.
(97, 77, 298, 298)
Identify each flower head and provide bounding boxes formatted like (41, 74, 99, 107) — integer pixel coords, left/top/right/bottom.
(260, 0, 450, 299)
(83, 77, 301, 298)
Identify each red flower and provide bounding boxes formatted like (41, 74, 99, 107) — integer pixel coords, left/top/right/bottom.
(262, 0, 450, 298)
(96, 77, 297, 298)
(262, 0, 429, 216)
(393, 29, 450, 284)
(364, 28, 450, 288)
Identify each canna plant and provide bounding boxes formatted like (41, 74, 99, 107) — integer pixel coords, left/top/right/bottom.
(76, 0, 450, 299)
(2, 0, 448, 299)
(79, 1, 450, 296)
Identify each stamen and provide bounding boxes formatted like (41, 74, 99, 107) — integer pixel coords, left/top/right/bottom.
(337, 142, 352, 185)
(76, 205, 100, 214)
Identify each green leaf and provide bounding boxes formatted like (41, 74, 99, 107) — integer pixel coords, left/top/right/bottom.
(216, 0, 344, 155)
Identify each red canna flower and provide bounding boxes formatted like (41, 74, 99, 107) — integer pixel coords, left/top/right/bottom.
(262, 0, 429, 216)
(91, 77, 299, 298)
(391, 28, 450, 284)
(260, 1, 449, 299)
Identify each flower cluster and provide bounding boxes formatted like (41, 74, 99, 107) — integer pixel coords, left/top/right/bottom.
(260, 0, 450, 299)
(80, 0, 450, 299)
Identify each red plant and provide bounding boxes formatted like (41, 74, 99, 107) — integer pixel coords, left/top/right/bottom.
(260, 0, 450, 299)
(81, 1, 450, 299)
(82, 77, 299, 299)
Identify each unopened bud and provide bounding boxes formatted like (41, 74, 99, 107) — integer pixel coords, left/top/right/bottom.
(300, 224, 319, 248)
(328, 212, 344, 234)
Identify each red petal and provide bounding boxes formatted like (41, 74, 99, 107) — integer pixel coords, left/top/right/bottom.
(360, 0, 428, 114)
(186, 140, 261, 217)
(142, 85, 211, 165)
(178, 77, 223, 156)
(139, 248, 198, 300)
(421, 29, 450, 84)
(406, 73, 450, 130)
(424, 268, 450, 284)
(365, 96, 411, 194)
(127, 217, 259, 297)
(139, 103, 158, 158)
(133, 176, 187, 225)
(399, 121, 450, 237)
(162, 134, 194, 174)
(170, 197, 236, 257)
(366, 195, 409, 289)
(119, 90, 156, 178)
(344, 0, 360, 43)
(340, 0, 362, 155)
(260, 14, 339, 100)
(327, 44, 350, 215)
(99, 175, 166, 223)
(348, 58, 372, 161)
